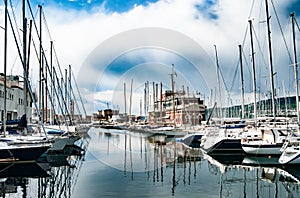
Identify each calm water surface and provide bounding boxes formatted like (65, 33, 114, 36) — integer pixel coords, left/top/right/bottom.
(1, 127, 300, 197)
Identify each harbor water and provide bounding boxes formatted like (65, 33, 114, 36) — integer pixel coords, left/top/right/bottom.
(1, 127, 300, 197)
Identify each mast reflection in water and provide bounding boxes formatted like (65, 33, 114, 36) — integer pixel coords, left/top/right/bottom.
(0, 133, 90, 198)
(72, 128, 300, 197)
(9, 128, 300, 197)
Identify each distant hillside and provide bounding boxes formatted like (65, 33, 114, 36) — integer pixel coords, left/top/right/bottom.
(207, 96, 299, 119)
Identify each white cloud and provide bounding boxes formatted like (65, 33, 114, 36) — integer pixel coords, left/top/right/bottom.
(0, 0, 298, 115)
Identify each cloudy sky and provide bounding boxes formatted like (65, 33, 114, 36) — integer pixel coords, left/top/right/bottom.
(1, 0, 300, 115)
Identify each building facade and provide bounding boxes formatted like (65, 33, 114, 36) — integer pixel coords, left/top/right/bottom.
(149, 90, 206, 126)
(0, 74, 33, 122)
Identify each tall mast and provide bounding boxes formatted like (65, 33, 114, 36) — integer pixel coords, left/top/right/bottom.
(129, 79, 133, 124)
(152, 82, 155, 123)
(140, 98, 142, 116)
(38, 5, 42, 124)
(145, 81, 149, 117)
(124, 82, 127, 124)
(155, 83, 158, 123)
(291, 12, 300, 126)
(3, 0, 8, 136)
(265, 0, 276, 119)
(144, 82, 147, 116)
(26, 20, 33, 122)
(69, 65, 73, 122)
(50, 41, 54, 124)
(239, 45, 245, 119)
(249, 20, 257, 126)
(171, 64, 176, 123)
(23, 0, 27, 119)
(214, 45, 222, 118)
(160, 82, 162, 122)
(65, 68, 68, 119)
(45, 50, 48, 123)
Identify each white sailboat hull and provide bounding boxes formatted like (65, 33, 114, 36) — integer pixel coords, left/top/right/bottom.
(241, 142, 283, 155)
(279, 147, 300, 164)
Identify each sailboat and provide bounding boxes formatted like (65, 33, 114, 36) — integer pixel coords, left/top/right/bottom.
(240, 0, 297, 157)
(0, 0, 54, 162)
(241, 126, 290, 156)
(277, 12, 300, 165)
(200, 46, 247, 155)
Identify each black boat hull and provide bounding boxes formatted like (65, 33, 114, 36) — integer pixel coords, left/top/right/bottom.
(204, 138, 244, 155)
(0, 145, 50, 162)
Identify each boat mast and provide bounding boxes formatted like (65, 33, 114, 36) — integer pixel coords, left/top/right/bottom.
(38, 5, 43, 125)
(160, 82, 162, 122)
(265, 0, 276, 120)
(155, 83, 158, 123)
(249, 20, 257, 127)
(239, 45, 245, 119)
(26, 20, 33, 121)
(124, 82, 127, 124)
(50, 41, 54, 124)
(129, 79, 133, 125)
(152, 82, 155, 123)
(291, 12, 300, 127)
(171, 64, 176, 123)
(65, 68, 68, 122)
(214, 45, 222, 118)
(3, 0, 8, 136)
(140, 98, 142, 116)
(69, 65, 74, 123)
(144, 82, 147, 116)
(23, 0, 27, 120)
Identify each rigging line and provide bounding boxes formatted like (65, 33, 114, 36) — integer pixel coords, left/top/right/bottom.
(44, 56, 73, 126)
(52, 44, 66, 79)
(294, 17, 300, 32)
(229, 27, 250, 92)
(26, 0, 41, 42)
(240, 27, 253, 91)
(69, 80, 83, 123)
(229, 58, 240, 92)
(33, 5, 39, 20)
(31, 33, 40, 62)
(42, 10, 53, 41)
(71, 91, 82, 122)
(71, 70, 88, 117)
(9, 0, 22, 47)
(41, 54, 69, 129)
(27, 1, 67, 104)
(5, 5, 49, 140)
(26, 1, 67, 97)
(248, 0, 256, 19)
(270, 0, 293, 63)
(52, 67, 74, 126)
(31, 39, 59, 118)
(250, 23, 266, 94)
(252, 25, 269, 72)
(218, 64, 233, 105)
(242, 48, 252, 89)
(9, 55, 18, 75)
(241, 24, 249, 48)
(27, 11, 69, 126)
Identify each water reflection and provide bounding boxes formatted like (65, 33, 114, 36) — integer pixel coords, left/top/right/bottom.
(88, 128, 300, 197)
(206, 152, 300, 197)
(0, 133, 90, 197)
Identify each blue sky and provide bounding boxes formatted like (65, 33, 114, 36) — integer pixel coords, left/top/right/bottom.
(2, 0, 300, 115)
(33, 0, 159, 12)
